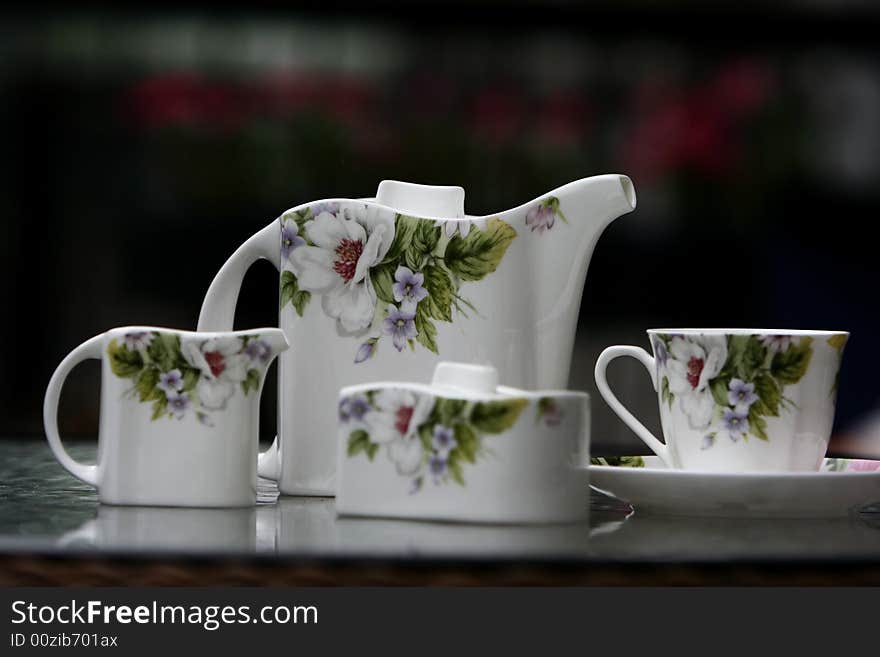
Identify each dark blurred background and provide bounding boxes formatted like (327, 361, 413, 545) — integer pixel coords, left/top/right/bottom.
(2, 3, 879, 456)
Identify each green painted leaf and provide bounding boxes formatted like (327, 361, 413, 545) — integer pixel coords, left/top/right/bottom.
(749, 407, 769, 441)
(436, 398, 467, 425)
(753, 372, 781, 417)
(404, 245, 424, 271)
(770, 337, 814, 385)
(241, 368, 261, 395)
(661, 376, 674, 409)
(710, 377, 730, 407)
(280, 270, 297, 309)
(280, 270, 311, 316)
(828, 334, 848, 351)
(414, 306, 438, 354)
(422, 264, 454, 322)
(444, 218, 516, 282)
(381, 214, 421, 265)
(728, 335, 765, 380)
(418, 422, 434, 451)
(135, 367, 161, 402)
(153, 333, 180, 371)
(292, 290, 311, 316)
(454, 422, 478, 463)
(371, 263, 396, 305)
(182, 368, 200, 392)
(448, 459, 465, 486)
(742, 336, 767, 379)
(590, 456, 646, 468)
(347, 429, 371, 457)
(470, 398, 528, 434)
(151, 395, 168, 421)
(365, 442, 379, 461)
(413, 220, 441, 255)
(107, 339, 144, 379)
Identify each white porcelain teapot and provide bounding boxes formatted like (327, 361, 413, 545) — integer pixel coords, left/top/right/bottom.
(197, 175, 637, 495)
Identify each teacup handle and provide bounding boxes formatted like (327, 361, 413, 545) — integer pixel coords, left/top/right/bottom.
(198, 221, 282, 481)
(594, 346, 671, 467)
(43, 335, 103, 487)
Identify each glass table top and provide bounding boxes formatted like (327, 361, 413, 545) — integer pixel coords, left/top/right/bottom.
(2, 440, 879, 563)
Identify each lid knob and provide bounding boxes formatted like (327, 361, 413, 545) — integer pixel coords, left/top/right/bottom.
(376, 180, 465, 218)
(431, 362, 498, 395)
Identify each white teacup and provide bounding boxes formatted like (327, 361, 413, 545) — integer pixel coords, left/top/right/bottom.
(43, 326, 288, 507)
(595, 329, 848, 472)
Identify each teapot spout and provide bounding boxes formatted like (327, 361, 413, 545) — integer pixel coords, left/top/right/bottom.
(513, 174, 636, 387)
(564, 174, 637, 230)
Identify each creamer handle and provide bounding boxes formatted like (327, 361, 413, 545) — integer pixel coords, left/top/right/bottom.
(43, 335, 103, 487)
(594, 345, 671, 467)
(197, 221, 280, 331)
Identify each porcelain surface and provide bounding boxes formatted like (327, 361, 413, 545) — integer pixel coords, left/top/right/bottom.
(590, 456, 880, 517)
(198, 175, 636, 495)
(43, 326, 288, 507)
(595, 329, 848, 472)
(336, 362, 591, 523)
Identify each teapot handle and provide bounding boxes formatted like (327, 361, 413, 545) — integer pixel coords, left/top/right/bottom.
(594, 345, 671, 467)
(198, 221, 282, 481)
(197, 221, 280, 331)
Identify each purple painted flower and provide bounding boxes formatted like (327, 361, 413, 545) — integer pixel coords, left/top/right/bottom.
(722, 408, 749, 442)
(432, 424, 457, 456)
(382, 304, 416, 352)
(244, 339, 272, 364)
(157, 368, 184, 395)
(280, 222, 305, 262)
(428, 454, 448, 483)
(727, 378, 758, 412)
(761, 335, 793, 352)
(124, 331, 154, 350)
(310, 202, 340, 216)
(526, 204, 556, 233)
(392, 266, 429, 310)
(339, 395, 370, 423)
(526, 198, 566, 234)
(544, 403, 564, 427)
(653, 337, 669, 366)
(846, 460, 880, 472)
(166, 391, 190, 419)
(354, 340, 377, 363)
(538, 398, 563, 427)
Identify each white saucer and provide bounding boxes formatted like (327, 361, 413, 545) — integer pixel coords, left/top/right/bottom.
(590, 457, 880, 517)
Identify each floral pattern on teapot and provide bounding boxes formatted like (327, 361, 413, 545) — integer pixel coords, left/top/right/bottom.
(108, 330, 271, 425)
(525, 196, 567, 234)
(653, 333, 817, 449)
(278, 201, 528, 363)
(340, 388, 545, 493)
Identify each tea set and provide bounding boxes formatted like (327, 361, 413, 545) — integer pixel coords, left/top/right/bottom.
(42, 175, 880, 521)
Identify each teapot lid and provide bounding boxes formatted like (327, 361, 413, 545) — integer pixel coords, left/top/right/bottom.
(340, 361, 587, 402)
(376, 180, 465, 218)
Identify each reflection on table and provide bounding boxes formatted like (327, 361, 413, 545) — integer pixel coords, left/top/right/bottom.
(2, 441, 879, 562)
